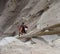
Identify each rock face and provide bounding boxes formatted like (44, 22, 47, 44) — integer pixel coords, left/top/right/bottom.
(0, 0, 60, 54)
(0, 0, 59, 35)
(37, 2, 60, 30)
(0, 36, 60, 54)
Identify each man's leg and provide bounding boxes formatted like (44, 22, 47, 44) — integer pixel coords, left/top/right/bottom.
(19, 32, 20, 36)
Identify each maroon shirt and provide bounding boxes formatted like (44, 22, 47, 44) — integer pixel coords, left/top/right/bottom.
(18, 25, 28, 34)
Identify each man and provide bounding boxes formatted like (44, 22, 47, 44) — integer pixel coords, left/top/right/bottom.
(18, 22, 28, 36)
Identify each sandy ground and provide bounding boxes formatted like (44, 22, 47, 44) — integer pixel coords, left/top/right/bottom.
(0, 35, 60, 54)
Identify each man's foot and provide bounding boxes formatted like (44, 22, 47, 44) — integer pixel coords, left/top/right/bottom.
(31, 41, 36, 44)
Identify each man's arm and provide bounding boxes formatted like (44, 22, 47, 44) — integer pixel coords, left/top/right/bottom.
(25, 25, 28, 28)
